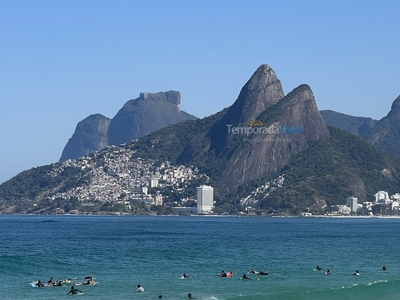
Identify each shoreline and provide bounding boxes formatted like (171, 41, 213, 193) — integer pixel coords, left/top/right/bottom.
(1, 213, 400, 219)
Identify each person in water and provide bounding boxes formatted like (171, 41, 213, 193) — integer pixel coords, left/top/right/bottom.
(181, 273, 190, 278)
(36, 280, 44, 287)
(219, 270, 227, 277)
(382, 266, 387, 271)
(242, 273, 251, 280)
(316, 265, 322, 271)
(258, 271, 269, 275)
(137, 284, 144, 292)
(188, 293, 195, 299)
(68, 286, 82, 295)
(158, 295, 163, 299)
(325, 269, 331, 275)
(353, 270, 360, 275)
(250, 269, 268, 275)
(83, 278, 95, 285)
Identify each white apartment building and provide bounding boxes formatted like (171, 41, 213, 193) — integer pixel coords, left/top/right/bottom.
(196, 185, 214, 214)
(346, 196, 358, 212)
(375, 191, 389, 203)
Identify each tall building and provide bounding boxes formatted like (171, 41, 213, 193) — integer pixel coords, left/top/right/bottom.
(154, 193, 163, 206)
(346, 196, 358, 212)
(196, 185, 214, 214)
(375, 191, 389, 203)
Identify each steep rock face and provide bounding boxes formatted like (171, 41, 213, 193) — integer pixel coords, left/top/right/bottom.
(217, 84, 330, 192)
(108, 91, 196, 146)
(59, 114, 110, 161)
(207, 64, 285, 155)
(178, 65, 329, 193)
(363, 95, 400, 157)
(60, 91, 197, 161)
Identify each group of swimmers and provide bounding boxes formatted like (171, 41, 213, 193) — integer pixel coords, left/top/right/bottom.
(218, 270, 234, 277)
(34, 277, 67, 287)
(315, 265, 388, 275)
(33, 275, 96, 295)
(219, 269, 269, 279)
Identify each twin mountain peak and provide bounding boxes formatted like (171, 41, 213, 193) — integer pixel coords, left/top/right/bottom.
(2, 64, 400, 215)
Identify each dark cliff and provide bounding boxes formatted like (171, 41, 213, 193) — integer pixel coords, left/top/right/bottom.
(215, 84, 330, 192)
(59, 114, 110, 162)
(206, 64, 285, 156)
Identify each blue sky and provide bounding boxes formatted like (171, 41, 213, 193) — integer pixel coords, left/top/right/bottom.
(1, 0, 400, 184)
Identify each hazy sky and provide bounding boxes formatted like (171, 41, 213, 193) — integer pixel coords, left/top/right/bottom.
(1, 0, 400, 184)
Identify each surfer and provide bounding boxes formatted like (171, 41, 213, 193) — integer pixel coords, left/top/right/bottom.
(242, 273, 251, 280)
(316, 265, 322, 271)
(250, 269, 258, 274)
(258, 271, 269, 275)
(47, 277, 54, 284)
(382, 266, 387, 271)
(353, 270, 360, 276)
(325, 269, 331, 275)
(68, 286, 82, 295)
(137, 284, 144, 292)
(181, 273, 190, 278)
(36, 280, 44, 287)
(219, 270, 227, 277)
(188, 293, 195, 299)
(82, 278, 95, 285)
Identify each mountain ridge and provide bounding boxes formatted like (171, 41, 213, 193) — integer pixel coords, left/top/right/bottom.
(1, 64, 400, 215)
(60, 90, 197, 161)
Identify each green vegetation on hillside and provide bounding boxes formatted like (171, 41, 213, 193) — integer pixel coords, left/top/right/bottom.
(250, 126, 400, 213)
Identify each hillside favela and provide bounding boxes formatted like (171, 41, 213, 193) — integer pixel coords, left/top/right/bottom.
(1, 64, 400, 217)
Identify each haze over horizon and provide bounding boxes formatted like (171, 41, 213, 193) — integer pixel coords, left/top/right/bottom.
(1, 0, 400, 184)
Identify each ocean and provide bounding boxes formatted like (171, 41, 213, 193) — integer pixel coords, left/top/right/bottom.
(1, 215, 400, 299)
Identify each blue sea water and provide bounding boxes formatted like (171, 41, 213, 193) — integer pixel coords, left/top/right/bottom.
(1, 215, 400, 299)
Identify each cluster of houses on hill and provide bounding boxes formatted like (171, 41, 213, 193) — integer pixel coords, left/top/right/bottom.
(331, 191, 400, 216)
(44, 145, 217, 214)
(48, 146, 205, 206)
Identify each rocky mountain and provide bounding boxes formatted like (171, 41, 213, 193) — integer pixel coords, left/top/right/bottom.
(60, 91, 197, 161)
(320, 110, 377, 136)
(1, 64, 400, 215)
(108, 90, 196, 146)
(133, 65, 330, 194)
(59, 114, 110, 162)
(363, 95, 400, 158)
